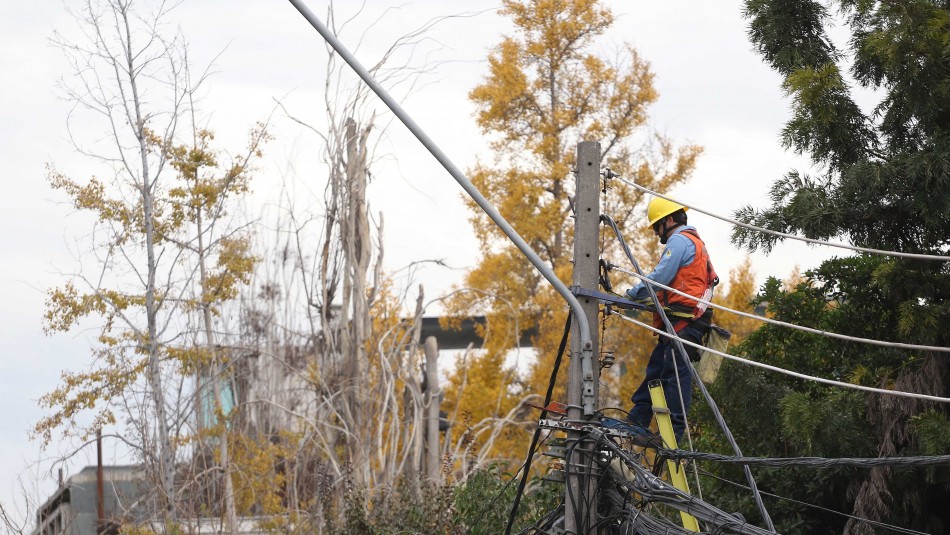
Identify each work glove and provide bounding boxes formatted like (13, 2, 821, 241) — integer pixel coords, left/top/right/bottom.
(625, 286, 647, 300)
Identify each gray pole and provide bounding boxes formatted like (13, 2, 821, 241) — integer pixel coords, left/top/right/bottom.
(286, 0, 596, 413)
(424, 336, 441, 483)
(97, 427, 104, 534)
(565, 141, 602, 533)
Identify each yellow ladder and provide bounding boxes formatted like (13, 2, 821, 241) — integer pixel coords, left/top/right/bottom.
(648, 380, 699, 532)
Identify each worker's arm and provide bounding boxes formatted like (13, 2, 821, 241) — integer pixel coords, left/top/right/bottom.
(626, 233, 694, 299)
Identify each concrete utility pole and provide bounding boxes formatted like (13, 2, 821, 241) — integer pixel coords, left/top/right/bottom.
(565, 141, 602, 533)
(424, 336, 441, 483)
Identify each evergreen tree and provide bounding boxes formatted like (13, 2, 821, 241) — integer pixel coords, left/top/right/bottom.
(698, 2, 950, 533)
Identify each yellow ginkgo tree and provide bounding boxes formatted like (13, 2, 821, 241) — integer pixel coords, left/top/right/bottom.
(442, 0, 701, 463)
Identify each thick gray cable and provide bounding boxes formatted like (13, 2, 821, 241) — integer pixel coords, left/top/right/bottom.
(611, 264, 950, 354)
(669, 339, 705, 501)
(601, 215, 776, 532)
(615, 175, 950, 262)
(287, 0, 597, 414)
(611, 311, 950, 404)
(663, 450, 950, 468)
(699, 468, 932, 535)
(593, 429, 776, 534)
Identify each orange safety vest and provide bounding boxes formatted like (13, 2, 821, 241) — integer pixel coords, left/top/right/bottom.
(652, 229, 719, 332)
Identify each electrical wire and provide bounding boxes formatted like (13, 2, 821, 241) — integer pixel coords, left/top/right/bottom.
(593, 429, 775, 534)
(668, 337, 705, 500)
(504, 315, 572, 535)
(562, 432, 588, 533)
(517, 504, 564, 534)
(610, 309, 950, 404)
(550, 426, 621, 534)
(463, 433, 553, 535)
(663, 450, 950, 468)
(602, 214, 777, 532)
(611, 174, 950, 262)
(609, 264, 950, 354)
(569, 431, 603, 534)
(697, 468, 934, 535)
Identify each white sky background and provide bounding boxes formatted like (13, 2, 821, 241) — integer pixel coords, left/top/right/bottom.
(0, 0, 843, 523)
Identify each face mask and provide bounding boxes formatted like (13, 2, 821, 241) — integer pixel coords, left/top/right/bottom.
(655, 221, 669, 244)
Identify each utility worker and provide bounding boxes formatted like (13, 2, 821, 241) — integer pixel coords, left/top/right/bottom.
(625, 197, 718, 445)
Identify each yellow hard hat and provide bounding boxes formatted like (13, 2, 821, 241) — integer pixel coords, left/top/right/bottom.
(646, 197, 687, 227)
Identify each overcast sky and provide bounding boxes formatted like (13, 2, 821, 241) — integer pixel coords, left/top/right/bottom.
(0, 0, 838, 522)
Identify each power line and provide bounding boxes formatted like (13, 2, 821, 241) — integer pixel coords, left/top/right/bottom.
(668, 333, 705, 500)
(612, 174, 950, 262)
(288, 0, 597, 418)
(664, 450, 950, 468)
(609, 310, 950, 404)
(505, 315, 572, 535)
(592, 430, 776, 534)
(463, 434, 551, 535)
(609, 264, 950, 354)
(599, 197, 948, 533)
(697, 468, 933, 535)
(601, 214, 777, 532)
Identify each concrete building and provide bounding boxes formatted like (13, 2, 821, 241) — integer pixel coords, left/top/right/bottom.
(32, 466, 146, 535)
(32, 465, 285, 535)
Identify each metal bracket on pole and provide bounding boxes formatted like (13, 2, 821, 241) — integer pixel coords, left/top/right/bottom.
(581, 340, 595, 414)
(571, 285, 653, 310)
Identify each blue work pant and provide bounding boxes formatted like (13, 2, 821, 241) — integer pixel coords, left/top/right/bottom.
(628, 326, 704, 441)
